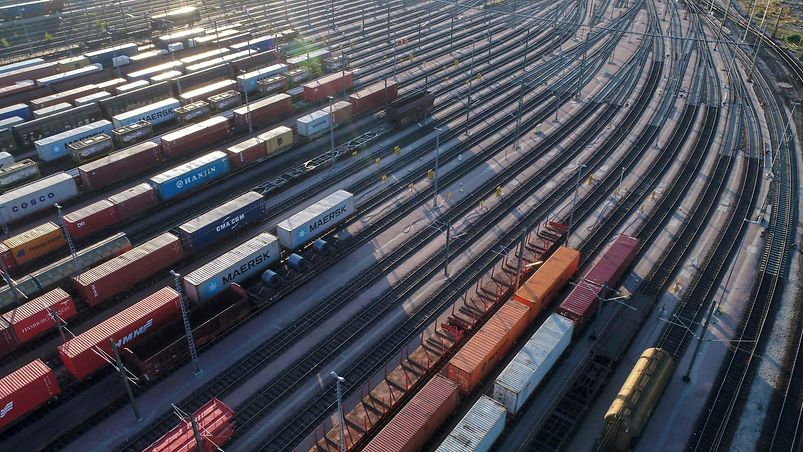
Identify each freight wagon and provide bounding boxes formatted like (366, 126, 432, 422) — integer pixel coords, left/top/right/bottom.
(230, 34, 276, 53)
(156, 28, 206, 49)
(0, 359, 60, 432)
(184, 50, 252, 74)
(34, 120, 113, 161)
(0, 172, 78, 223)
(35, 64, 103, 86)
(114, 80, 150, 95)
(0, 104, 32, 122)
(127, 62, 184, 81)
(13, 103, 105, 150)
(54, 56, 89, 73)
(144, 399, 235, 451)
(66, 133, 113, 163)
(78, 141, 161, 190)
(178, 191, 264, 252)
(110, 120, 153, 147)
(174, 101, 210, 125)
(149, 6, 201, 30)
(84, 43, 138, 67)
(0, 58, 45, 76)
(112, 98, 179, 128)
(150, 70, 182, 84)
(236, 63, 288, 94)
(0, 159, 38, 189)
(160, 116, 230, 158)
(225, 125, 292, 169)
(350, 80, 399, 115)
(149, 150, 230, 199)
(0, 220, 64, 270)
(286, 48, 330, 71)
(437, 396, 506, 452)
(30, 84, 100, 109)
(0, 0, 63, 19)
(0, 62, 58, 86)
(232, 93, 291, 129)
(387, 90, 436, 127)
(303, 71, 353, 103)
(0, 289, 76, 354)
(208, 90, 242, 112)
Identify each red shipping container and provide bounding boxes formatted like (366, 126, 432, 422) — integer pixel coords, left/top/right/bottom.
(0, 244, 12, 272)
(72, 233, 184, 306)
(303, 71, 353, 103)
(107, 183, 159, 220)
(349, 80, 398, 115)
(232, 93, 291, 130)
(0, 319, 19, 357)
(556, 279, 605, 328)
(145, 398, 235, 452)
(58, 287, 180, 380)
(2, 288, 76, 344)
(226, 137, 266, 169)
(62, 200, 120, 241)
(161, 116, 231, 158)
(365, 375, 459, 452)
(324, 101, 353, 127)
(0, 80, 37, 101)
(0, 62, 58, 86)
(0, 359, 60, 430)
(584, 234, 639, 287)
(78, 141, 162, 191)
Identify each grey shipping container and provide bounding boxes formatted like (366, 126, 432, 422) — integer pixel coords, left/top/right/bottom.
(0, 159, 39, 188)
(276, 189, 354, 249)
(178, 191, 265, 252)
(32, 102, 72, 119)
(437, 396, 507, 452)
(182, 232, 280, 303)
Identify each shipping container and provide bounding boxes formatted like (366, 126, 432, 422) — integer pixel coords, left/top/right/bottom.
(2, 288, 76, 344)
(276, 190, 354, 249)
(0, 233, 132, 310)
(0, 221, 64, 269)
(183, 50, 252, 74)
(96, 78, 128, 93)
(350, 80, 398, 115)
(447, 300, 530, 393)
(73, 233, 184, 306)
(67, 133, 113, 163)
(13, 104, 104, 150)
(231, 49, 279, 74)
(127, 50, 167, 69)
(84, 43, 138, 67)
(0, 159, 39, 189)
(62, 199, 119, 240)
(303, 71, 353, 103)
(492, 314, 573, 414)
(111, 98, 179, 129)
(230, 34, 276, 53)
(180, 48, 230, 66)
(36, 64, 103, 86)
(325, 101, 353, 126)
(34, 119, 113, 161)
(56, 56, 90, 73)
(0, 172, 78, 223)
(0, 317, 17, 356)
(437, 396, 506, 452)
(150, 5, 201, 29)
(287, 86, 304, 102)
(0, 62, 58, 86)
(175, 101, 211, 124)
(324, 55, 347, 72)
(32, 102, 71, 119)
(149, 70, 182, 84)
(0, 152, 12, 168)
(115, 79, 150, 94)
(160, 116, 230, 158)
(286, 49, 330, 71)
(258, 125, 293, 154)
(78, 141, 161, 191)
(0, 360, 60, 429)
(74, 90, 111, 106)
(256, 74, 287, 97)
(30, 84, 99, 109)
(296, 110, 329, 138)
(208, 90, 241, 112)
(122, 284, 249, 381)
(107, 183, 159, 220)
(236, 64, 288, 93)
(126, 62, 184, 81)
(0, 82, 38, 105)
(111, 120, 153, 148)
(232, 93, 291, 130)
(0, 58, 45, 76)
(179, 79, 236, 105)
(365, 375, 459, 452)
(99, 82, 173, 119)
(513, 246, 579, 321)
(171, 64, 231, 94)
(149, 150, 230, 200)
(0, 104, 32, 122)
(284, 67, 312, 87)
(387, 90, 436, 127)
(183, 232, 279, 303)
(225, 137, 265, 169)
(207, 30, 250, 48)
(179, 192, 264, 252)
(0, 116, 24, 130)
(144, 398, 235, 451)
(58, 287, 181, 380)
(156, 27, 206, 48)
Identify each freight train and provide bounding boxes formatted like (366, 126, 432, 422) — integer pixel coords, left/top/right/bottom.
(145, 398, 236, 451)
(0, 0, 63, 20)
(362, 234, 641, 451)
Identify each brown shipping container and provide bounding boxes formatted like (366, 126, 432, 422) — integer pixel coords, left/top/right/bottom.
(161, 116, 231, 158)
(584, 234, 639, 287)
(0, 62, 58, 86)
(78, 141, 162, 191)
(2, 288, 76, 343)
(72, 233, 184, 306)
(62, 200, 120, 240)
(513, 246, 579, 321)
(447, 300, 530, 393)
(0, 359, 60, 429)
(107, 183, 159, 220)
(58, 287, 180, 380)
(0, 318, 18, 357)
(303, 71, 353, 103)
(364, 375, 459, 452)
(226, 137, 266, 170)
(349, 80, 398, 115)
(233, 93, 291, 129)
(0, 222, 65, 269)
(325, 101, 352, 126)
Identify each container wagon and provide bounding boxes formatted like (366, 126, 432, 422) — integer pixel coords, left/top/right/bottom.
(232, 93, 291, 130)
(437, 396, 507, 452)
(13, 104, 105, 150)
(78, 141, 161, 191)
(174, 101, 211, 125)
(387, 90, 436, 127)
(148, 150, 230, 199)
(0, 172, 78, 224)
(159, 116, 230, 158)
(110, 120, 153, 147)
(350, 80, 398, 115)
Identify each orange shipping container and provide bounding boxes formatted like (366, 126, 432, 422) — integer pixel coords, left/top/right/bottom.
(513, 246, 579, 320)
(364, 375, 459, 452)
(0, 222, 65, 269)
(447, 300, 530, 393)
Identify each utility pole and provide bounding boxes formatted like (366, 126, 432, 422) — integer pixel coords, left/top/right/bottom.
(108, 26, 122, 79)
(329, 95, 336, 172)
(433, 127, 442, 207)
(514, 229, 527, 289)
(54, 204, 79, 271)
(48, 308, 67, 343)
(242, 69, 252, 133)
(465, 39, 476, 134)
(189, 411, 205, 452)
(444, 220, 451, 276)
(386, 1, 391, 42)
(566, 163, 587, 246)
(172, 271, 201, 375)
(330, 371, 346, 452)
(575, 26, 591, 100)
(714, 0, 732, 51)
(513, 75, 527, 158)
(111, 339, 142, 421)
(771, 2, 784, 38)
(19, 8, 34, 56)
(742, 0, 760, 41)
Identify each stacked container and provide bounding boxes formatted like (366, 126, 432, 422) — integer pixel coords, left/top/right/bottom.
(437, 396, 506, 452)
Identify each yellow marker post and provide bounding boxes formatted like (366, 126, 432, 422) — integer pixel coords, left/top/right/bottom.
(381, 174, 388, 183)
(408, 183, 414, 192)
(427, 169, 434, 180)
(352, 150, 358, 157)
(375, 157, 381, 165)
(447, 192, 453, 200)
(496, 186, 503, 197)
(394, 145, 401, 155)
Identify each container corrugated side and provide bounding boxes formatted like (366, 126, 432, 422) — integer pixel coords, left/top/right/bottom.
(112, 98, 179, 128)
(178, 191, 264, 252)
(513, 246, 579, 320)
(34, 120, 113, 161)
(107, 183, 159, 219)
(183, 232, 279, 303)
(296, 110, 329, 137)
(78, 141, 161, 191)
(63, 199, 120, 240)
(276, 190, 354, 249)
(236, 63, 288, 93)
(492, 314, 573, 414)
(2, 288, 76, 343)
(365, 375, 459, 452)
(226, 137, 265, 169)
(1, 221, 65, 268)
(148, 151, 230, 200)
(144, 398, 235, 451)
(584, 234, 639, 287)
(58, 287, 180, 380)
(0, 172, 79, 223)
(258, 125, 293, 155)
(437, 396, 506, 452)
(0, 359, 60, 429)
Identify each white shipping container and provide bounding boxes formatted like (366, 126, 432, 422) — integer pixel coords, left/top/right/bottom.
(236, 63, 289, 93)
(112, 98, 180, 128)
(437, 396, 506, 452)
(150, 70, 182, 83)
(167, 42, 184, 53)
(74, 91, 111, 106)
(183, 232, 280, 303)
(0, 152, 14, 168)
(34, 120, 113, 162)
(32, 102, 72, 119)
(0, 172, 78, 223)
(296, 110, 330, 137)
(115, 79, 150, 94)
(277, 189, 354, 249)
(492, 314, 573, 414)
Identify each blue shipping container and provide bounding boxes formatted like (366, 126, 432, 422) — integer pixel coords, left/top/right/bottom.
(178, 191, 264, 252)
(236, 64, 288, 93)
(0, 104, 32, 122)
(149, 151, 230, 201)
(0, 58, 44, 76)
(34, 120, 113, 161)
(84, 43, 139, 66)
